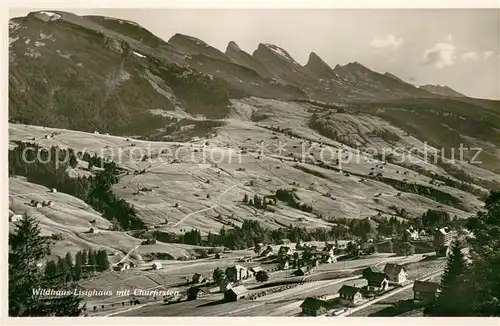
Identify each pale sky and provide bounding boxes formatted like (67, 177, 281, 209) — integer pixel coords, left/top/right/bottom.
(9, 8, 500, 100)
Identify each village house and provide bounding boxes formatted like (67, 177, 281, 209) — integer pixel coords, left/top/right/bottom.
(323, 243, 336, 253)
(187, 287, 208, 301)
(413, 280, 440, 303)
(293, 266, 312, 277)
(362, 266, 383, 278)
(250, 266, 264, 274)
(152, 262, 162, 270)
(224, 285, 249, 302)
(236, 265, 254, 280)
(278, 258, 290, 270)
(199, 235, 209, 246)
(383, 263, 408, 285)
(434, 227, 453, 249)
(321, 254, 336, 264)
(309, 244, 319, 251)
(364, 270, 389, 292)
(336, 241, 348, 251)
(42, 200, 55, 207)
(9, 211, 23, 223)
(238, 256, 253, 262)
(300, 297, 331, 316)
(338, 285, 364, 306)
(192, 273, 205, 284)
(278, 238, 291, 245)
(260, 246, 273, 258)
(434, 227, 454, 257)
(278, 246, 292, 257)
(51, 188, 57, 193)
(310, 258, 320, 268)
(219, 279, 233, 292)
(113, 262, 131, 271)
(405, 228, 420, 240)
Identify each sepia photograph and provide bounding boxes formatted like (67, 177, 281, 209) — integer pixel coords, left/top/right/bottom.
(6, 1, 500, 319)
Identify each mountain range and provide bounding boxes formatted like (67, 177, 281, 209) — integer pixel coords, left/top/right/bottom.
(8, 11, 500, 172)
(9, 11, 466, 126)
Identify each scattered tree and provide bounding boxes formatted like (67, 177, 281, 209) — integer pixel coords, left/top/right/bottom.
(255, 270, 269, 283)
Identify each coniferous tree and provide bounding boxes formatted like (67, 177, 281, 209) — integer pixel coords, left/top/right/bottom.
(225, 266, 238, 282)
(9, 214, 82, 316)
(44, 260, 58, 279)
(87, 249, 97, 273)
(95, 250, 110, 272)
(80, 249, 88, 266)
(64, 252, 74, 271)
(428, 240, 469, 316)
(464, 191, 500, 315)
(73, 252, 83, 281)
(69, 154, 78, 169)
(212, 267, 225, 284)
(56, 256, 72, 282)
(255, 270, 269, 283)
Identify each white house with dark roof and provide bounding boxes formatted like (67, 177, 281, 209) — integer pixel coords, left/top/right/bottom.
(383, 263, 408, 284)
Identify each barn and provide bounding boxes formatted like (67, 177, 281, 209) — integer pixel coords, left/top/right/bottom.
(224, 285, 249, 302)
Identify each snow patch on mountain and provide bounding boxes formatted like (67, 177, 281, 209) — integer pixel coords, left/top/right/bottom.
(103, 16, 139, 26)
(37, 11, 62, 22)
(264, 43, 300, 65)
(133, 51, 146, 58)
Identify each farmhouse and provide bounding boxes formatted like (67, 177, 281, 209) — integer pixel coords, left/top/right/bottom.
(362, 266, 383, 278)
(278, 258, 290, 270)
(192, 273, 205, 284)
(51, 188, 57, 193)
(321, 254, 336, 264)
(413, 280, 440, 303)
(383, 263, 408, 284)
(433, 227, 453, 248)
(293, 266, 312, 277)
(113, 262, 131, 271)
(234, 265, 252, 280)
(260, 246, 273, 257)
(224, 285, 249, 302)
(405, 228, 420, 240)
(152, 262, 162, 270)
(187, 287, 208, 301)
(9, 211, 24, 223)
(42, 201, 55, 207)
(300, 297, 331, 316)
(338, 285, 363, 306)
(365, 271, 389, 292)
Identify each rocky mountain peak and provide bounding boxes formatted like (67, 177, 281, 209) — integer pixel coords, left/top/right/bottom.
(226, 41, 241, 53)
(304, 52, 335, 77)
